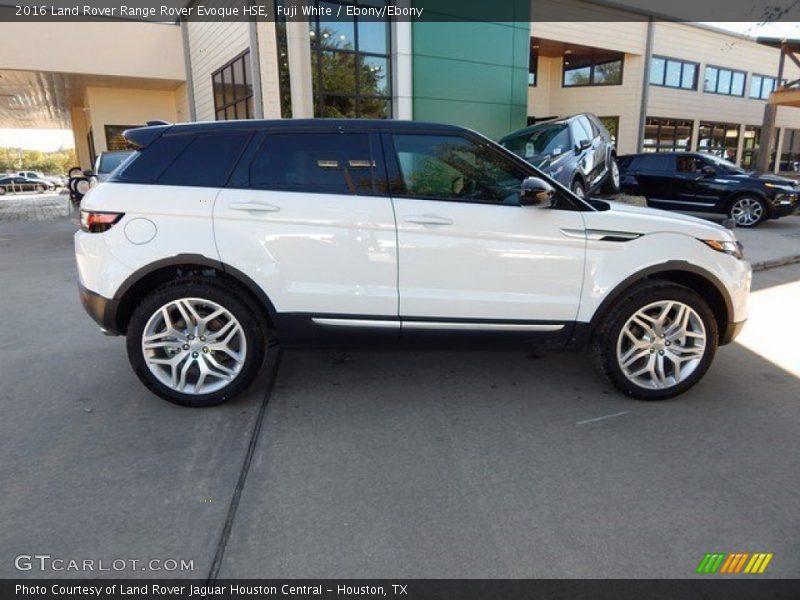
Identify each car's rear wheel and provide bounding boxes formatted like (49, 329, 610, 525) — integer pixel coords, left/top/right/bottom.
(728, 195, 767, 227)
(592, 281, 718, 400)
(127, 279, 266, 407)
(36, 185, 46, 193)
(602, 156, 621, 194)
(571, 179, 586, 199)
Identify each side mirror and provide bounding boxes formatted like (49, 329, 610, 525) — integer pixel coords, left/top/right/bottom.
(520, 176, 555, 206)
(701, 166, 716, 177)
(577, 139, 592, 152)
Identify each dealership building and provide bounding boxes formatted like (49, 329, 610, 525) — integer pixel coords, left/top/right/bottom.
(2, 0, 800, 172)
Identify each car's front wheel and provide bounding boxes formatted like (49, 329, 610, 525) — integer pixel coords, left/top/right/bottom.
(592, 281, 718, 400)
(728, 195, 767, 227)
(36, 185, 46, 193)
(127, 279, 266, 407)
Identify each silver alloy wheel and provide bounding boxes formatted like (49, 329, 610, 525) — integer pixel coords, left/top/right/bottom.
(141, 297, 247, 395)
(616, 300, 706, 390)
(572, 182, 585, 198)
(611, 160, 620, 188)
(730, 197, 763, 226)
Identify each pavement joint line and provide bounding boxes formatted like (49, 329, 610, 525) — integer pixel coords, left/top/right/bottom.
(206, 346, 283, 582)
(751, 254, 800, 272)
(576, 411, 630, 425)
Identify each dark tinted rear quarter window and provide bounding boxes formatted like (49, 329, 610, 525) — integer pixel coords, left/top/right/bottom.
(117, 134, 194, 183)
(633, 154, 674, 172)
(158, 133, 250, 187)
(248, 133, 374, 194)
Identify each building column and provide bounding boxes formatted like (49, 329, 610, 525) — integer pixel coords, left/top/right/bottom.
(774, 127, 785, 173)
(689, 120, 700, 152)
(179, 18, 197, 121)
(286, 2, 314, 118)
(391, 18, 413, 119)
(248, 21, 265, 119)
(757, 103, 778, 173)
(636, 17, 654, 152)
(257, 21, 282, 118)
(735, 124, 746, 166)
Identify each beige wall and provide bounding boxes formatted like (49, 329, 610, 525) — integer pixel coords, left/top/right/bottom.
(649, 22, 800, 131)
(186, 22, 251, 121)
(84, 87, 180, 155)
(256, 22, 283, 119)
(0, 22, 184, 81)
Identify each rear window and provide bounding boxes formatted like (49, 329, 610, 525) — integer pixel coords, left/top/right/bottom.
(247, 133, 375, 195)
(114, 132, 250, 187)
(625, 154, 674, 172)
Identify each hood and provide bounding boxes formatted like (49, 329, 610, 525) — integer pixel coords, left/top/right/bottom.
(743, 172, 799, 186)
(584, 200, 736, 242)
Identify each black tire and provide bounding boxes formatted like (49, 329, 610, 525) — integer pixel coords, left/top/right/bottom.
(591, 280, 719, 400)
(126, 278, 266, 407)
(602, 155, 621, 194)
(727, 195, 768, 228)
(571, 178, 586, 199)
(68, 167, 82, 178)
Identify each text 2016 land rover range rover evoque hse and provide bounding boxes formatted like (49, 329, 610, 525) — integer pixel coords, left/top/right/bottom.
(75, 120, 751, 407)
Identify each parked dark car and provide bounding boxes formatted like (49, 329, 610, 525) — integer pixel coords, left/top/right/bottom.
(618, 151, 799, 227)
(0, 176, 52, 195)
(499, 113, 619, 198)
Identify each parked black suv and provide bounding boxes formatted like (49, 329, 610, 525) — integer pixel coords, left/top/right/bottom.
(618, 151, 799, 227)
(499, 113, 619, 198)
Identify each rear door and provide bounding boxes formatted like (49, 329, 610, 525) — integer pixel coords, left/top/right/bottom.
(213, 129, 398, 341)
(628, 154, 675, 204)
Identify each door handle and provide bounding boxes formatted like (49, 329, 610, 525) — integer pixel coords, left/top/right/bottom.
(229, 202, 281, 213)
(404, 214, 454, 226)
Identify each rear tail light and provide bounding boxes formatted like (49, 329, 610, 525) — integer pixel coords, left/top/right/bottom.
(80, 210, 124, 233)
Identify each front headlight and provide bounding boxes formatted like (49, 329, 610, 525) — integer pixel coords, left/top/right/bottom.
(700, 239, 744, 260)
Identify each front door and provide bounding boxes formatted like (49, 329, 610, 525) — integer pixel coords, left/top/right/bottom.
(385, 132, 586, 329)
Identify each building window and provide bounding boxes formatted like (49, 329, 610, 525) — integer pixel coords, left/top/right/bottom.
(703, 66, 746, 97)
(698, 121, 740, 161)
(563, 48, 623, 87)
(742, 125, 760, 168)
(750, 74, 782, 100)
(104, 125, 140, 151)
(309, 0, 392, 118)
(529, 39, 538, 86)
(649, 56, 698, 90)
(212, 51, 255, 121)
(643, 117, 693, 152)
(599, 116, 619, 146)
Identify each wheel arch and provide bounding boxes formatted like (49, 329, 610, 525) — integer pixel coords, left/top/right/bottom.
(723, 189, 768, 212)
(587, 261, 732, 343)
(112, 254, 277, 336)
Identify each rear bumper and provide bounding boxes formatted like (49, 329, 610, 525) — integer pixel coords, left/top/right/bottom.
(720, 320, 746, 346)
(78, 282, 121, 335)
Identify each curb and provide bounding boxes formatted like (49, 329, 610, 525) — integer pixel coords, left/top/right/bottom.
(752, 254, 800, 272)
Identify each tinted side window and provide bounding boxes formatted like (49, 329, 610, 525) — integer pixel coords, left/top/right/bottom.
(116, 134, 194, 183)
(248, 133, 375, 194)
(158, 133, 250, 187)
(391, 134, 528, 205)
(637, 154, 675, 172)
(676, 155, 707, 173)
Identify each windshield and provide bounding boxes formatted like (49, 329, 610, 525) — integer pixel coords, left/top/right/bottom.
(503, 124, 571, 160)
(702, 153, 746, 175)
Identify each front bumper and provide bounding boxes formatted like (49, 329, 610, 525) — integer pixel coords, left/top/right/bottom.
(767, 194, 798, 218)
(78, 282, 121, 335)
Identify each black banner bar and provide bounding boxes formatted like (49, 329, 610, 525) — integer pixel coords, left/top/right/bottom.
(3, 580, 800, 600)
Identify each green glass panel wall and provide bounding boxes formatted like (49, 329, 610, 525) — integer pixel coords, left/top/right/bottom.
(412, 1, 530, 139)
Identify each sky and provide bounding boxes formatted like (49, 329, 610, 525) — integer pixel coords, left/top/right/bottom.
(1, 21, 798, 152)
(0, 128, 75, 152)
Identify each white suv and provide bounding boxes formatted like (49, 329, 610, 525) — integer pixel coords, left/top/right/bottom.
(75, 120, 751, 407)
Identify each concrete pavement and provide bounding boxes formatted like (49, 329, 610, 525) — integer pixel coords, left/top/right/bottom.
(1, 211, 799, 580)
